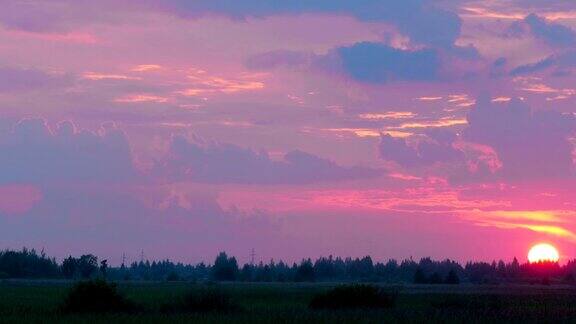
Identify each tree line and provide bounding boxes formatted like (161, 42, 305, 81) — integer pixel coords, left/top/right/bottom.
(0, 249, 572, 284)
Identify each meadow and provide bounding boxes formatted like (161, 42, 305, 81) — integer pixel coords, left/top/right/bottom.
(1, 281, 576, 323)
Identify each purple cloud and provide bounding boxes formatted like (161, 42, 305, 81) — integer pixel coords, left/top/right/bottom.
(378, 98, 576, 183)
(0, 1, 462, 49)
(0, 183, 283, 263)
(336, 42, 441, 83)
(379, 131, 465, 168)
(511, 0, 575, 10)
(0, 67, 72, 92)
(248, 41, 482, 84)
(524, 14, 576, 47)
(151, 0, 462, 47)
(155, 135, 381, 185)
(464, 97, 575, 180)
(511, 50, 576, 75)
(0, 119, 136, 185)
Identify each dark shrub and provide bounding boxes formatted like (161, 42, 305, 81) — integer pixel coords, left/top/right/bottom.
(61, 256, 78, 279)
(166, 271, 181, 282)
(309, 284, 397, 310)
(432, 295, 502, 312)
(77, 255, 98, 279)
(163, 287, 240, 313)
(60, 280, 136, 313)
(444, 270, 460, 284)
(431, 297, 465, 311)
(413, 268, 427, 284)
(428, 272, 443, 284)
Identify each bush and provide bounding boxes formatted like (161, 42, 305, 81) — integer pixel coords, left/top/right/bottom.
(309, 284, 397, 310)
(163, 287, 240, 313)
(428, 272, 443, 284)
(431, 295, 502, 312)
(60, 280, 136, 313)
(414, 268, 427, 284)
(431, 295, 468, 310)
(166, 271, 181, 282)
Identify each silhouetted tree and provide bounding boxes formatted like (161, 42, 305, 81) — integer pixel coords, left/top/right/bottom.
(413, 268, 427, 284)
(211, 252, 239, 281)
(465, 261, 495, 284)
(166, 271, 181, 281)
(239, 264, 254, 281)
(9, 247, 576, 285)
(445, 270, 460, 284)
(0, 248, 59, 278)
(61, 256, 78, 279)
(295, 259, 315, 282)
(428, 272, 443, 284)
(78, 255, 98, 279)
(100, 260, 108, 279)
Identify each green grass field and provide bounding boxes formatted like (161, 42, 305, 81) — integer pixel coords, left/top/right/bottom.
(2, 281, 576, 323)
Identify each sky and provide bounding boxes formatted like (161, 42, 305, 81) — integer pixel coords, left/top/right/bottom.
(0, 0, 575, 265)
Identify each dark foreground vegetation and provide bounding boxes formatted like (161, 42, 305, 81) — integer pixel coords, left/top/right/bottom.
(1, 248, 574, 285)
(60, 280, 137, 314)
(308, 284, 397, 310)
(3, 248, 576, 322)
(160, 286, 240, 314)
(2, 280, 576, 323)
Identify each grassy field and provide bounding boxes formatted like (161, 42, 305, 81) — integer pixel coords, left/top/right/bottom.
(2, 281, 576, 323)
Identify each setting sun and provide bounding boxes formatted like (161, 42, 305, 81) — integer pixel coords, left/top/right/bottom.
(528, 243, 560, 263)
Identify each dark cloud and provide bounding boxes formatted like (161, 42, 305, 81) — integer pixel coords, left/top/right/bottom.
(511, 50, 576, 75)
(505, 14, 575, 76)
(0, 119, 136, 185)
(524, 14, 576, 47)
(336, 42, 441, 83)
(247, 41, 483, 84)
(156, 135, 381, 185)
(379, 131, 465, 168)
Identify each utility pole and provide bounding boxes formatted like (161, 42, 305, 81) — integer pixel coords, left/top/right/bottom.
(250, 248, 256, 266)
(121, 253, 126, 268)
